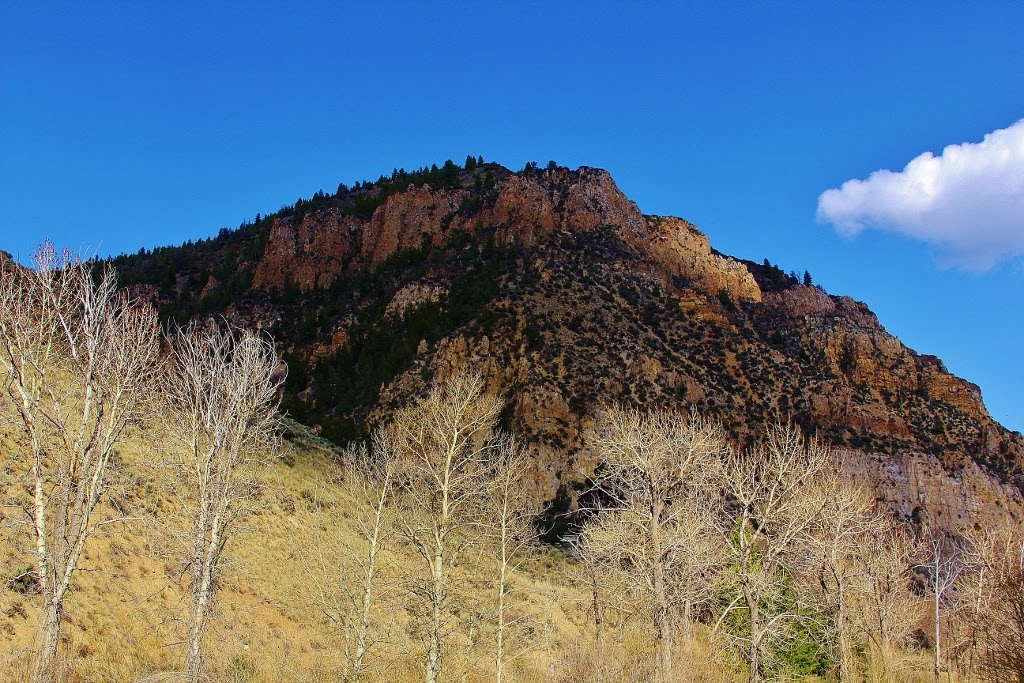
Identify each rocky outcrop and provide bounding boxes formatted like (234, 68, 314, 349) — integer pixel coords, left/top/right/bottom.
(751, 283, 1023, 482)
(251, 166, 760, 304)
(760, 284, 989, 421)
(384, 282, 447, 319)
(363, 186, 467, 267)
(114, 160, 1024, 535)
(764, 285, 838, 319)
(918, 355, 986, 417)
(452, 167, 647, 245)
(252, 208, 358, 290)
(645, 216, 762, 302)
(466, 174, 559, 244)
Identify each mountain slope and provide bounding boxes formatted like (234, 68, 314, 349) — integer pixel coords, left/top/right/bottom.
(110, 159, 1024, 533)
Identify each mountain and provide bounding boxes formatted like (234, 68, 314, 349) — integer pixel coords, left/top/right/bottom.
(111, 158, 1024, 535)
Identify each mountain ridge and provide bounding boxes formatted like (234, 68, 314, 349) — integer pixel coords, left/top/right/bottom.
(108, 158, 1024, 534)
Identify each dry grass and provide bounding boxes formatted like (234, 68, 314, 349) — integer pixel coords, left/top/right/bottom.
(0, 417, 948, 683)
(0, 420, 608, 682)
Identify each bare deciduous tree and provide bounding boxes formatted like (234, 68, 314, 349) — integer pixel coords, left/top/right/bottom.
(960, 526, 995, 680)
(347, 432, 397, 679)
(963, 522, 1024, 683)
(569, 534, 607, 649)
(808, 474, 878, 681)
(921, 537, 966, 683)
(388, 370, 502, 683)
(484, 434, 539, 683)
(301, 434, 397, 680)
(718, 423, 830, 683)
(162, 322, 283, 683)
(850, 523, 923, 683)
(0, 243, 160, 683)
(974, 528, 1024, 683)
(580, 406, 726, 683)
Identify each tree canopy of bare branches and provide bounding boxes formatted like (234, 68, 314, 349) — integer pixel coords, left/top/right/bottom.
(850, 523, 923, 682)
(162, 321, 283, 683)
(300, 435, 398, 681)
(386, 370, 503, 683)
(808, 474, 880, 681)
(580, 406, 727, 683)
(921, 537, 967, 683)
(0, 242, 160, 683)
(484, 434, 540, 683)
(973, 524, 1024, 683)
(718, 423, 830, 683)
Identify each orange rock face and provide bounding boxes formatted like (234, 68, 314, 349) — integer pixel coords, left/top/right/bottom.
(362, 185, 467, 267)
(646, 216, 762, 302)
(252, 166, 760, 305)
(252, 208, 358, 291)
(120, 162, 1024, 533)
(917, 354, 986, 416)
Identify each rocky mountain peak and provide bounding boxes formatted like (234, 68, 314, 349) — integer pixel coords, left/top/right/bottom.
(251, 163, 760, 306)
(109, 158, 1024, 535)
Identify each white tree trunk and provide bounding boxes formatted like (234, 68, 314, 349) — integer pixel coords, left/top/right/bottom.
(187, 508, 223, 683)
(934, 593, 942, 683)
(495, 539, 508, 683)
(427, 547, 444, 683)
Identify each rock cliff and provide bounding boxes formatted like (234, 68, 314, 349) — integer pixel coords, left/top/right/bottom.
(248, 166, 759, 304)
(110, 160, 1024, 535)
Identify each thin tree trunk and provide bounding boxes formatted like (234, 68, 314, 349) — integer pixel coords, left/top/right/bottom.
(32, 601, 61, 683)
(354, 491, 385, 679)
(966, 566, 986, 681)
(354, 558, 376, 677)
(683, 600, 692, 640)
(427, 542, 445, 683)
(496, 546, 507, 683)
(650, 501, 671, 682)
(187, 507, 223, 683)
(186, 575, 212, 683)
(590, 565, 603, 648)
(934, 594, 941, 683)
(31, 447, 60, 683)
(837, 589, 851, 681)
(833, 568, 852, 682)
(742, 573, 761, 683)
(460, 615, 479, 683)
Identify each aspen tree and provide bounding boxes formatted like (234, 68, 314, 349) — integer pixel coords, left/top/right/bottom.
(921, 538, 966, 683)
(163, 322, 282, 683)
(0, 243, 159, 683)
(302, 435, 397, 680)
(484, 435, 539, 683)
(719, 423, 829, 683)
(389, 371, 502, 683)
(580, 406, 726, 683)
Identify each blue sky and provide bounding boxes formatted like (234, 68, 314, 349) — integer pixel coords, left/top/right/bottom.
(1, 1, 1022, 431)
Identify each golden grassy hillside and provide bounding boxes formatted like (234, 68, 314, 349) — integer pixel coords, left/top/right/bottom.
(2, 419, 738, 683)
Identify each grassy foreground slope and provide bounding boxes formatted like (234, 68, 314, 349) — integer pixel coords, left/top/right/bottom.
(2, 418, 745, 683)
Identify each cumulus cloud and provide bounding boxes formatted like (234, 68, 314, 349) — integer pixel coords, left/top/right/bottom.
(816, 119, 1024, 270)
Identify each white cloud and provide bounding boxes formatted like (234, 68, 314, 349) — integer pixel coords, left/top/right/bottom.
(816, 119, 1024, 270)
